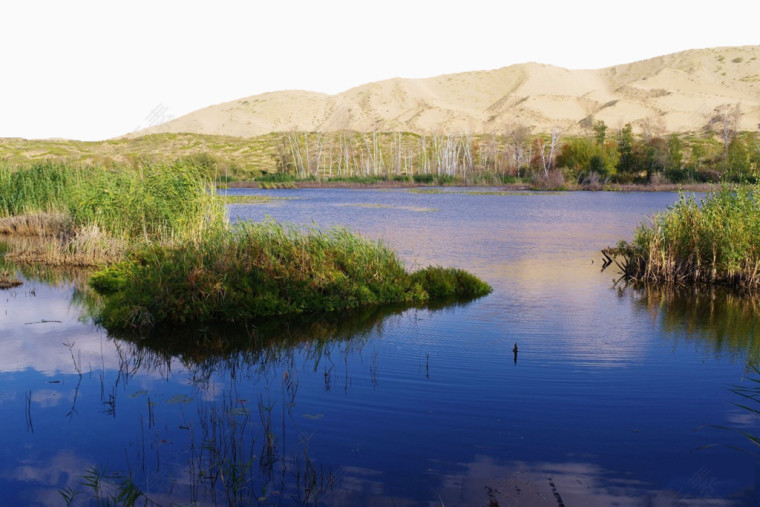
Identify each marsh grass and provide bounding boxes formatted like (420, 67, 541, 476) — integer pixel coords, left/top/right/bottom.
(615, 186, 760, 290)
(2, 225, 129, 267)
(0, 162, 226, 265)
(90, 220, 492, 330)
(2, 161, 492, 328)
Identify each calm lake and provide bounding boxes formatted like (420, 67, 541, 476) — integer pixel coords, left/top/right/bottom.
(1, 188, 759, 505)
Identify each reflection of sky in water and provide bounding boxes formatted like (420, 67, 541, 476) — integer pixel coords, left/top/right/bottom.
(1, 189, 760, 504)
(0, 282, 116, 375)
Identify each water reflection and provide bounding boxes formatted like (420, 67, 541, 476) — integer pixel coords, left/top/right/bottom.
(5, 191, 760, 504)
(66, 301, 481, 504)
(626, 283, 760, 363)
(435, 455, 750, 506)
(0, 262, 484, 504)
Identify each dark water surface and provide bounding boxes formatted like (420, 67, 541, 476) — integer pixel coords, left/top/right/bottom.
(1, 189, 759, 505)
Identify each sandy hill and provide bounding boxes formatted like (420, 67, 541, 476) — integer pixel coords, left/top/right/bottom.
(131, 46, 760, 138)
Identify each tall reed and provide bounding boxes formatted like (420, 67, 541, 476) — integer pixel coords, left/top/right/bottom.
(616, 186, 760, 289)
(0, 162, 226, 264)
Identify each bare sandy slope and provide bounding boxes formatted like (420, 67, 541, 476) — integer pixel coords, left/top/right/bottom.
(130, 46, 760, 137)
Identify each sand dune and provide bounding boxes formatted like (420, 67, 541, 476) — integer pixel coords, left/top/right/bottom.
(130, 46, 760, 138)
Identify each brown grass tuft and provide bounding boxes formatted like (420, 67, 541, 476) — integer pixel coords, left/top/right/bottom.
(0, 212, 71, 237)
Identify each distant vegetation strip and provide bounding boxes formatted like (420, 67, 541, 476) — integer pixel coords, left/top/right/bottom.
(2, 114, 758, 189)
(612, 186, 760, 290)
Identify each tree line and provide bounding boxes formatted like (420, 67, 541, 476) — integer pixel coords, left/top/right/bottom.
(270, 104, 759, 185)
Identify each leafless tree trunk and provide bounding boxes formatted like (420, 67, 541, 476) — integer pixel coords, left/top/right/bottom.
(641, 117, 665, 143)
(461, 131, 473, 180)
(286, 131, 306, 177)
(548, 127, 561, 172)
(710, 103, 742, 160)
(506, 123, 531, 176)
(537, 137, 549, 176)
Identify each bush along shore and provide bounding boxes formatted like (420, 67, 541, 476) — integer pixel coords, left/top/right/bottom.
(608, 185, 760, 291)
(89, 221, 492, 330)
(0, 162, 492, 330)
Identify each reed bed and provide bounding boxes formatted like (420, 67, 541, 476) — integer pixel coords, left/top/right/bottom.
(1, 161, 492, 329)
(0, 162, 225, 265)
(90, 221, 492, 330)
(614, 186, 760, 290)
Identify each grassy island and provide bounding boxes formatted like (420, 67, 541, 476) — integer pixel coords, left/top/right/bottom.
(612, 186, 760, 290)
(89, 221, 491, 329)
(0, 162, 492, 330)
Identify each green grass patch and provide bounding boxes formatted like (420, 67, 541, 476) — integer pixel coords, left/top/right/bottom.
(334, 203, 438, 212)
(407, 189, 556, 196)
(89, 221, 492, 330)
(220, 194, 280, 204)
(0, 161, 225, 265)
(0, 161, 224, 243)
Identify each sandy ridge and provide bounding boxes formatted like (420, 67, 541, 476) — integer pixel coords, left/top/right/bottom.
(129, 45, 760, 138)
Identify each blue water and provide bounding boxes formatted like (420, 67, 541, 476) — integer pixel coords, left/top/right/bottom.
(1, 188, 758, 505)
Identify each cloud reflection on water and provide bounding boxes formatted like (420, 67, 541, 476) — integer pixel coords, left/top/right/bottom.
(433, 455, 745, 506)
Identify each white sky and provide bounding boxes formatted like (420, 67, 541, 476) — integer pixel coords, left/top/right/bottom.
(1, 0, 757, 141)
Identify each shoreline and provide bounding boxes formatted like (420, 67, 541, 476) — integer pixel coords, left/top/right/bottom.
(226, 180, 717, 192)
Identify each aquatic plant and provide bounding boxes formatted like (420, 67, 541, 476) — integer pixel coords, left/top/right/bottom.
(89, 221, 492, 330)
(58, 465, 146, 506)
(712, 366, 760, 456)
(409, 265, 493, 298)
(613, 186, 760, 290)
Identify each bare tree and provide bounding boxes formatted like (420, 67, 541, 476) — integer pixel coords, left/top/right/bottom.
(640, 116, 665, 143)
(535, 130, 560, 176)
(505, 123, 531, 175)
(708, 103, 742, 160)
(548, 127, 561, 172)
